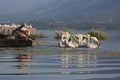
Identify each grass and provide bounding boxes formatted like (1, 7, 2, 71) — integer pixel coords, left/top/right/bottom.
(55, 31, 61, 39)
(55, 29, 108, 40)
(55, 27, 72, 39)
(31, 33, 47, 38)
(88, 29, 108, 40)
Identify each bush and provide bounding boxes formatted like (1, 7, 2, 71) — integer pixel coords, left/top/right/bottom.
(55, 31, 61, 39)
(31, 33, 47, 38)
(55, 27, 72, 40)
(88, 29, 108, 40)
(62, 27, 72, 34)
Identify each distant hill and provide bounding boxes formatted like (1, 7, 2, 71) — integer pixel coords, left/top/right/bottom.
(1, 0, 120, 19)
(0, 0, 120, 30)
(30, 0, 120, 18)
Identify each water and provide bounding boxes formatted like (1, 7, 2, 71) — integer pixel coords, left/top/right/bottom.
(0, 30, 120, 80)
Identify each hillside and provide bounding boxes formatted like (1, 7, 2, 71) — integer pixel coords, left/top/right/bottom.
(0, 0, 120, 30)
(31, 0, 120, 18)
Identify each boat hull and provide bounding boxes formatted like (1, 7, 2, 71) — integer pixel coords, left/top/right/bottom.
(0, 39, 32, 47)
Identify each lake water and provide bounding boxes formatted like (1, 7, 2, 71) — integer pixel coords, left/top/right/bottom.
(0, 30, 120, 80)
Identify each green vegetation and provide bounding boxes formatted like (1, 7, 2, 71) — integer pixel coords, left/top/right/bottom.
(55, 27, 72, 39)
(55, 31, 61, 40)
(31, 33, 47, 38)
(88, 29, 108, 40)
(62, 27, 73, 34)
(55, 28, 108, 40)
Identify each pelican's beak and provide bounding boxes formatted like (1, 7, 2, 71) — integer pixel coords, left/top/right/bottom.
(96, 40, 100, 46)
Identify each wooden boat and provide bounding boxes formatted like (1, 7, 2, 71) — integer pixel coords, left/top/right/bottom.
(0, 38, 32, 47)
(0, 23, 37, 47)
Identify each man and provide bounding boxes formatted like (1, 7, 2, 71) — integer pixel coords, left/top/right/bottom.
(12, 23, 30, 39)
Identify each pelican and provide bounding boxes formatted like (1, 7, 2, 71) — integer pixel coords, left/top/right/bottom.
(59, 32, 82, 48)
(58, 31, 71, 48)
(73, 34, 90, 46)
(58, 31, 100, 49)
(87, 37, 100, 49)
(65, 36, 79, 48)
(80, 36, 100, 49)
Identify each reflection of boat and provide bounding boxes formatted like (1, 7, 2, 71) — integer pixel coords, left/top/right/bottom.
(18, 54, 32, 70)
(18, 54, 32, 62)
(16, 54, 33, 75)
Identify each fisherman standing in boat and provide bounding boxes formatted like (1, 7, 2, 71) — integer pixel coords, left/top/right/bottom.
(12, 23, 30, 39)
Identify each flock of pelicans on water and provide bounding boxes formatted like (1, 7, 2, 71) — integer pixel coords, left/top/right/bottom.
(58, 31, 100, 49)
(0, 24, 33, 35)
(0, 24, 100, 49)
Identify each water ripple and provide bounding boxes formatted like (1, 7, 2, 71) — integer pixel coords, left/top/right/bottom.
(0, 53, 120, 80)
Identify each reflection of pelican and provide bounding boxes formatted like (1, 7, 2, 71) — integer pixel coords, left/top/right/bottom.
(59, 31, 100, 49)
(61, 54, 97, 68)
(61, 54, 97, 74)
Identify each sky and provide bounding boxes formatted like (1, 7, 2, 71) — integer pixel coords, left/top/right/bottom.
(0, 0, 118, 16)
(0, 0, 60, 15)
(0, 0, 44, 14)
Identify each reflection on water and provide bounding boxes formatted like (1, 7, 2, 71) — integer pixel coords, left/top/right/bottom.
(0, 51, 120, 80)
(61, 54, 97, 67)
(61, 54, 97, 75)
(16, 54, 33, 69)
(0, 53, 33, 75)
(0, 30, 120, 80)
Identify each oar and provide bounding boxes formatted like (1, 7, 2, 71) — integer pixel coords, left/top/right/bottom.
(16, 31, 40, 46)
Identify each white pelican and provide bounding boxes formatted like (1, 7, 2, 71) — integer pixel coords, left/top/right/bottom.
(65, 36, 79, 48)
(87, 37, 100, 49)
(58, 31, 71, 48)
(59, 31, 100, 49)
